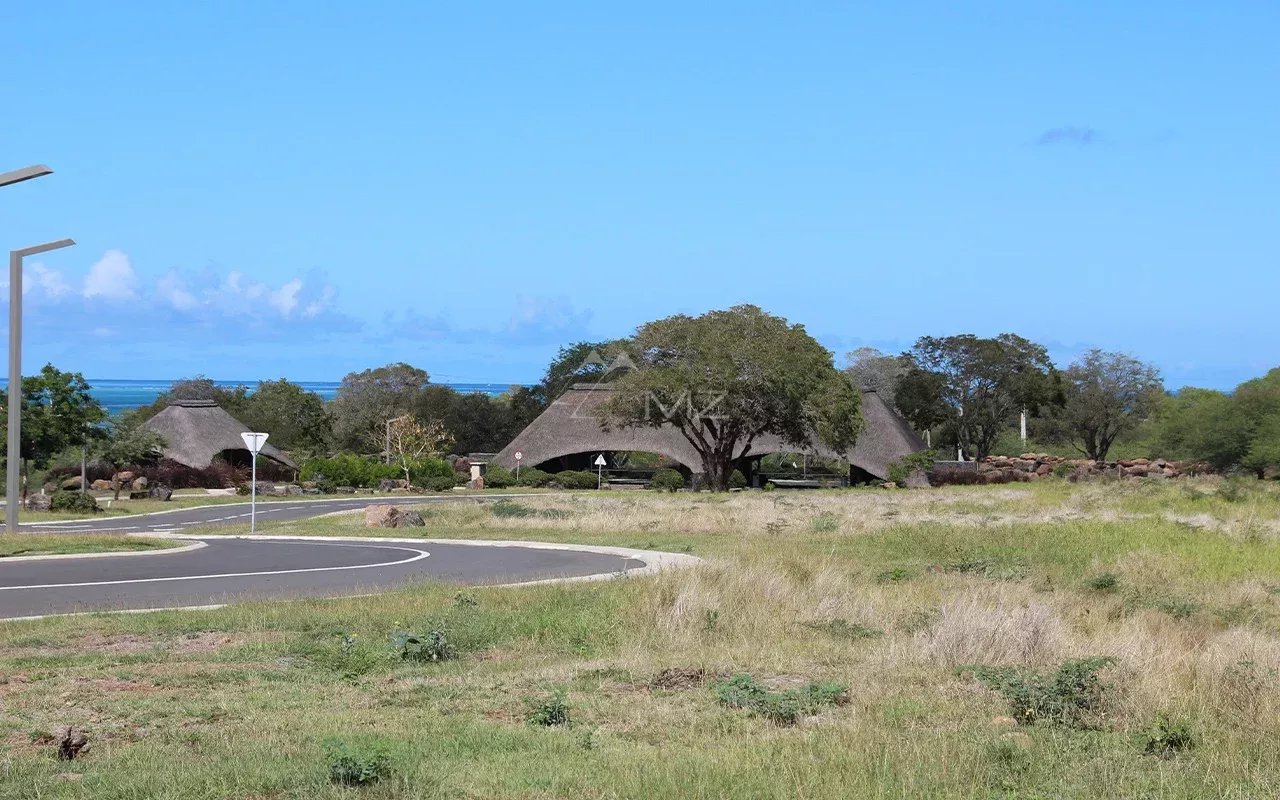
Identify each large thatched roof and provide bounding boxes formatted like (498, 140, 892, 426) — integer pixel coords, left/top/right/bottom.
(492, 385, 926, 482)
(141, 399, 298, 471)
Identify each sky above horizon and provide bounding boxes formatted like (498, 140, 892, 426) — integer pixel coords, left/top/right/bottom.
(2, 2, 1277, 390)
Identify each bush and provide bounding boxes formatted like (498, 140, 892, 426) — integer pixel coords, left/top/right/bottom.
(391, 626, 454, 662)
(1143, 714, 1197, 757)
(300, 455, 400, 489)
(514, 467, 553, 487)
(649, 468, 685, 492)
(141, 458, 246, 489)
(969, 657, 1115, 728)
(484, 465, 514, 488)
(553, 470, 598, 490)
(1085, 572, 1119, 592)
(728, 469, 748, 490)
(888, 450, 936, 487)
(524, 689, 571, 727)
(49, 491, 100, 514)
(711, 674, 848, 726)
(422, 476, 457, 492)
(409, 457, 454, 485)
(322, 738, 392, 786)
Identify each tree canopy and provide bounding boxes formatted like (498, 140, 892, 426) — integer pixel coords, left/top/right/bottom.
(1053, 350, 1164, 460)
(598, 305, 861, 490)
(329, 363, 431, 452)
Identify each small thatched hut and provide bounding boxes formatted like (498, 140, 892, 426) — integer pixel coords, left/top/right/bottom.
(492, 385, 926, 485)
(141, 399, 298, 472)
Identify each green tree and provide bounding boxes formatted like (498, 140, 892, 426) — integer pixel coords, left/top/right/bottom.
(445, 393, 509, 454)
(240, 379, 332, 456)
(130, 375, 251, 422)
(533, 339, 632, 406)
(904, 334, 1053, 460)
(0, 365, 108, 494)
(843, 347, 908, 405)
(598, 305, 862, 491)
(1235, 368, 1280, 476)
(385, 416, 452, 483)
(1055, 350, 1164, 460)
(329, 363, 431, 453)
(1152, 387, 1250, 471)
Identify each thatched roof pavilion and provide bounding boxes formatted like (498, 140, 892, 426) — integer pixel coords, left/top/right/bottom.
(492, 385, 926, 484)
(141, 399, 298, 471)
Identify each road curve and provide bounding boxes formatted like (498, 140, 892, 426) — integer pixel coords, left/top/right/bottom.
(16, 494, 524, 535)
(0, 536, 665, 620)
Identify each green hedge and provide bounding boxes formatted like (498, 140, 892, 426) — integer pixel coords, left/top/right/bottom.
(553, 470, 598, 489)
(300, 454, 454, 489)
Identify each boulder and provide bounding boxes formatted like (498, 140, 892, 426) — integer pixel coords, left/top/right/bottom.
(148, 485, 173, 501)
(378, 478, 410, 492)
(274, 484, 304, 496)
(251, 481, 276, 495)
(24, 494, 52, 512)
(466, 476, 485, 490)
(91, 479, 114, 492)
(1035, 464, 1052, 477)
(60, 476, 84, 491)
(364, 505, 426, 528)
(131, 476, 148, 492)
(303, 487, 321, 495)
(114, 471, 136, 484)
(335, 485, 356, 494)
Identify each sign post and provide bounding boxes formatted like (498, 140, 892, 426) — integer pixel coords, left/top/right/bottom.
(594, 453, 607, 490)
(240, 432, 269, 534)
(514, 451, 523, 483)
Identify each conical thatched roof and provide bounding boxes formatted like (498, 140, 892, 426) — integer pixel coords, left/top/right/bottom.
(492, 385, 926, 482)
(141, 399, 297, 471)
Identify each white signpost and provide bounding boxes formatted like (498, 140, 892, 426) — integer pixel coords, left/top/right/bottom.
(594, 453, 607, 489)
(514, 451, 523, 482)
(240, 432, 269, 534)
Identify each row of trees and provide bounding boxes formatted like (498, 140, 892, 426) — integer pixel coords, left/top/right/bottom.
(846, 336, 1278, 475)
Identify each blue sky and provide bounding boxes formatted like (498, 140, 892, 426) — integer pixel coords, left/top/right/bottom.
(2, 2, 1276, 389)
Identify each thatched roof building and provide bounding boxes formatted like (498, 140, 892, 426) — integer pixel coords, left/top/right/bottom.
(141, 399, 298, 471)
(492, 385, 926, 483)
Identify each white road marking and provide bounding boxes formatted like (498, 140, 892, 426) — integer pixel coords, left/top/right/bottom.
(0, 541, 431, 591)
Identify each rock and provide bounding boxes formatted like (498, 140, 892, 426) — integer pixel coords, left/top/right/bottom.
(301, 481, 318, 491)
(148, 485, 173, 501)
(378, 478, 410, 492)
(466, 476, 485, 490)
(277, 484, 304, 496)
(251, 481, 275, 495)
(1035, 464, 1052, 477)
(25, 494, 52, 512)
(56, 726, 89, 761)
(60, 476, 84, 491)
(131, 476, 148, 492)
(364, 505, 425, 528)
(336, 486, 356, 494)
(303, 487, 321, 495)
(91, 479, 113, 492)
(115, 471, 136, 484)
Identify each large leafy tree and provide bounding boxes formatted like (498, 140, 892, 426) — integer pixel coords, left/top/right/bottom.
(598, 305, 862, 491)
(0, 365, 108, 493)
(1055, 350, 1164, 460)
(1152, 387, 1250, 471)
(532, 339, 633, 406)
(904, 334, 1053, 460)
(240, 379, 332, 456)
(1235, 368, 1280, 476)
(329, 363, 431, 453)
(132, 375, 251, 421)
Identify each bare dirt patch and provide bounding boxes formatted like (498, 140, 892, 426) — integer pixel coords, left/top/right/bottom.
(648, 666, 721, 690)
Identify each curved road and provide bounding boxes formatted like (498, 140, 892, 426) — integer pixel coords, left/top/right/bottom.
(0, 495, 684, 620)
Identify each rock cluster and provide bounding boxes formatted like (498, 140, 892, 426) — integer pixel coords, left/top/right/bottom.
(978, 453, 1202, 482)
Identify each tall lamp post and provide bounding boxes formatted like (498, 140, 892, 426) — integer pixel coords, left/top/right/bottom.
(6, 239, 75, 532)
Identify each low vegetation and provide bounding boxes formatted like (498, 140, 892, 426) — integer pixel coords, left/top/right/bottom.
(0, 478, 1278, 797)
(0, 534, 180, 559)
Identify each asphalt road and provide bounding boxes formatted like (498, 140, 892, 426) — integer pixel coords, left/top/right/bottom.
(0, 495, 661, 620)
(17, 494, 515, 535)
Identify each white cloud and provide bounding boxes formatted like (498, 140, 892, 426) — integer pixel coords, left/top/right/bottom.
(24, 263, 72, 299)
(83, 250, 138, 300)
(157, 272, 199, 311)
(269, 278, 303, 316)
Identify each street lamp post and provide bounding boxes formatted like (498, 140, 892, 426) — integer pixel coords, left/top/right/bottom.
(6, 239, 75, 533)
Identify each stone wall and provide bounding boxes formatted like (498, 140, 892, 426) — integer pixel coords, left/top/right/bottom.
(978, 453, 1207, 482)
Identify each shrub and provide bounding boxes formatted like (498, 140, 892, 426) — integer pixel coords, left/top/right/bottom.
(391, 626, 454, 662)
(927, 467, 985, 486)
(484, 465, 514, 488)
(322, 738, 392, 786)
(553, 470, 598, 490)
(649, 468, 685, 492)
(49, 491, 100, 514)
(141, 458, 246, 489)
(301, 455, 400, 489)
(968, 657, 1115, 728)
(409, 457, 454, 485)
(490, 501, 569, 520)
(876, 566, 915, 583)
(1143, 714, 1197, 757)
(728, 469, 748, 490)
(1085, 572, 1119, 592)
(525, 689, 571, 726)
(888, 450, 936, 487)
(711, 674, 848, 726)
(514, 467, 553, 487)
(423, 476, 456, 492)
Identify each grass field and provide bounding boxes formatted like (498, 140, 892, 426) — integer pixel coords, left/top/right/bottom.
(1, 478, 1279, 798)
(0, 535, 180, 559)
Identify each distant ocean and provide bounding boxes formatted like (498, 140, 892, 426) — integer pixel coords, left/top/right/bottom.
(77, 379, 519, 414)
